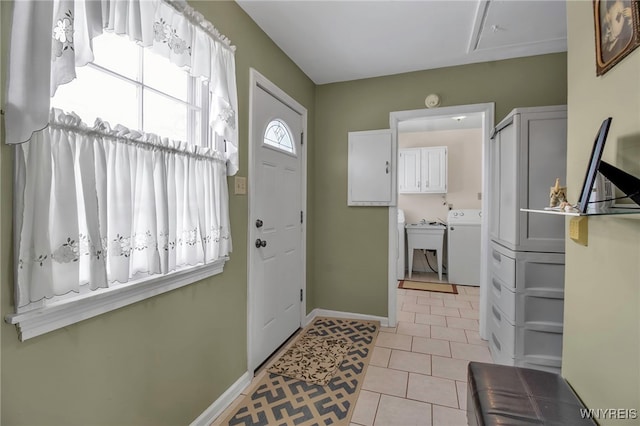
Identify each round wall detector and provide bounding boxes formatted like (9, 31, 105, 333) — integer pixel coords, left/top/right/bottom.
(425, 94, 441, 108)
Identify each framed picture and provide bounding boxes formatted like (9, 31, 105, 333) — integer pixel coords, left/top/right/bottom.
(594, 0, 640, 75)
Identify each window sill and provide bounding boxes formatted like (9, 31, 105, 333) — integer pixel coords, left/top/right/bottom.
(5, 258, 227, 341)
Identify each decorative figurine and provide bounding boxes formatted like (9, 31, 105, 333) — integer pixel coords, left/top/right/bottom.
(549, 178, 567, 207)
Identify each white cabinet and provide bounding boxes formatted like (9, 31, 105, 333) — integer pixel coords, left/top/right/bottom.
(487, 105, 567, 375)
(489, 106, 567, 253)
(398, 146, 447, 194)
(347, 129, 395, 206)
(398, 148, 421, 192)
(421, 147, 447, 193)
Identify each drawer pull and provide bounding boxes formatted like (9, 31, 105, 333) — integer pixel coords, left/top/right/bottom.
(492, 306, 502, 322)
(492, 250, 502, 262)
(491, 333, 502, 351)
(492, 278, 502, 292)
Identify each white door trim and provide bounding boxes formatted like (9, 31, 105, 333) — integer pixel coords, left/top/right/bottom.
(247, 69, 308, 372)
(388, 103, 494, 340)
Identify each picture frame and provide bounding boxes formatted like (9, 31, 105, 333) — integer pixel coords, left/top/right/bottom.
(594, 0, 640, 75)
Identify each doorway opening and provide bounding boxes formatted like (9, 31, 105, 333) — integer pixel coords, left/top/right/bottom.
(387, 103, 494, 339)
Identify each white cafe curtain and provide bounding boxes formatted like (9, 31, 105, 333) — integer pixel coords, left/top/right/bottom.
(5, 0, 239, 175)
(6, 0, 237, 312)
(14, 110, 232, 310)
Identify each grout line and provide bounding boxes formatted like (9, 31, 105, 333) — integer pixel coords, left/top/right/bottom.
(400, 392, 461, 410)
(371, 392, 382, 426)
(373, 394, 382, 426)
(405, 371, 410, 400)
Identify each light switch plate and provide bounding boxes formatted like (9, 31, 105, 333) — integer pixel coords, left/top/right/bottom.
(569, 217, 588, 246)
(234, 176, 247, 195)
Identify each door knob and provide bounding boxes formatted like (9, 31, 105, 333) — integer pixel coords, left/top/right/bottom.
(255, 238, 267, 248)
(256, 219, 263, 228)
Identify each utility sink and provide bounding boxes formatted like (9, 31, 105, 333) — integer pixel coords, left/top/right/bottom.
(405, 223, 445, 280)
(405, 222, 446, 229)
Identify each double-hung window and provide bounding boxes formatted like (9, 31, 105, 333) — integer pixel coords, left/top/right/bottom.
(4, 0, 238, 340)
(52, 32, 215, 150)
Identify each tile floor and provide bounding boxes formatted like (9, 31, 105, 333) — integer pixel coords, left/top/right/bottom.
(352, 273, 493, 426)
(213, 272, 493, 426)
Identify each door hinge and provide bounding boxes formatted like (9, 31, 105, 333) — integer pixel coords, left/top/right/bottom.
(300, 210, 303, 224)
(300, 288, 303, 302)
(301, 132, 304, 145)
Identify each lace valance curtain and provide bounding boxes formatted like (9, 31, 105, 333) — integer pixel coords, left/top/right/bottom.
(5, 0, 239, 175)
(6, 0, 237, 315)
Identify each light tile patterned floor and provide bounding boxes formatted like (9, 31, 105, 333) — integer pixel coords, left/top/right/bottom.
(213, 273, 492, 426)
(351, 274, 492, 426)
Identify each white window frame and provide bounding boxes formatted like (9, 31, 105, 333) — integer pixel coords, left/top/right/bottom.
(6, 259, 226, 340)
(52, 34, 211, 148)
(6, 34, 229, 342)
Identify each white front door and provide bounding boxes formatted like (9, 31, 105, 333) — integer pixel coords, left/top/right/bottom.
(249, 71, 306, 370)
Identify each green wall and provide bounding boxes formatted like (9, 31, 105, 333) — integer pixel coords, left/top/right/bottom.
(1, 1, 572, 424)
(313, 53, 568, 316)
(0, 1, 315, 425)
(563, 2, 640, 422)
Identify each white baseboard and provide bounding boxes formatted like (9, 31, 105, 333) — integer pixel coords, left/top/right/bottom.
(190, 371, 252, 426)
(305, 308, 389, 327)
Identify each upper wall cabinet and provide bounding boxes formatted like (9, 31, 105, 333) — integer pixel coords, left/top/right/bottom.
(399, 146, 448, 194)
(348, 129, 395, 206)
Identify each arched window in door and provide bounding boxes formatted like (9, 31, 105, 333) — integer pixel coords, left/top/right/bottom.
(264, 119, 295, 154)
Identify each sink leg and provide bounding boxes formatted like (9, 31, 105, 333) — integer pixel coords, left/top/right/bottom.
(436, 249, 442, 281)
(408, 249, 413, 279)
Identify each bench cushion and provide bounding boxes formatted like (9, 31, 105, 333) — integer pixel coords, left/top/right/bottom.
(467, 362, 596, 425)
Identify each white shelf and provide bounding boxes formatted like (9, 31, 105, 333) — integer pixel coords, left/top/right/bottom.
(521, 208, 581, 216)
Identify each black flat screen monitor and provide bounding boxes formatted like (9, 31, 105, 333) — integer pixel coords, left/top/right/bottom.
(577, 117, 612, 213)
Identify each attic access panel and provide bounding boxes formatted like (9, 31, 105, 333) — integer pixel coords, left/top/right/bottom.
(470, 0, 567, 53)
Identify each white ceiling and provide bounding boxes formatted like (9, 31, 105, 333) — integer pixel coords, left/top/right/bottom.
(236, 0, 567, 85)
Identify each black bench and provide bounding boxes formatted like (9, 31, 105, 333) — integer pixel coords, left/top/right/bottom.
(467, 362, 597, 425)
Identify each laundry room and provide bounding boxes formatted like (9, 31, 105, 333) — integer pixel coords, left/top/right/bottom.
(397, 113, 484, 286)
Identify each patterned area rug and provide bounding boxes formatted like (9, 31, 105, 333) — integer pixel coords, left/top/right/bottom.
(268, 335, 352, 386)
(398, 280, 458, 294)
(223, 317, 379, 426)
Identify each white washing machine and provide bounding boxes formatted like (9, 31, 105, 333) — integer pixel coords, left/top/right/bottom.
(397, 209, 405, 280)
(447, 209, 481, 286)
